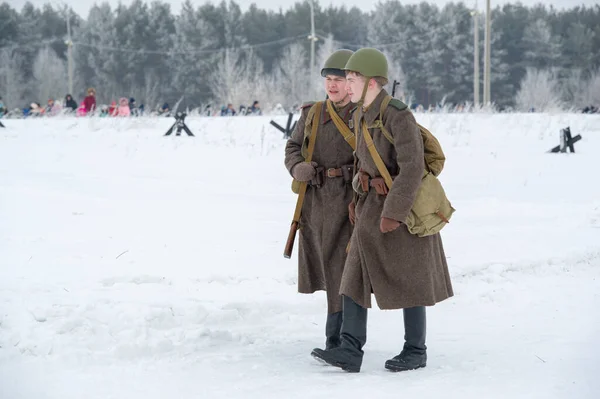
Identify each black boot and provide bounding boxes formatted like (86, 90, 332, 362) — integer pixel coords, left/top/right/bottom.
(385, 306, 427, 372)
(324, 311, 343, 350)
(311, 295, 367, 373)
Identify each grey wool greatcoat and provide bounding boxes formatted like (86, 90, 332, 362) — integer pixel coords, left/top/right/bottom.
(284, 101, 356, 314)
(340, 90, 454, 310)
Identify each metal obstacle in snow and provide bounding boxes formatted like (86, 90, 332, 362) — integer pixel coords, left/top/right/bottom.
(548, 127, 581, 153)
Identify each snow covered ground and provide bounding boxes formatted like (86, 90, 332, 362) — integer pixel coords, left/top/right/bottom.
(1, 113, 599, 398)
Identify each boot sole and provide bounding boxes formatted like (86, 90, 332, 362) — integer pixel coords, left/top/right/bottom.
(384, 362, 426, 372)
(311, 350, 360, 373)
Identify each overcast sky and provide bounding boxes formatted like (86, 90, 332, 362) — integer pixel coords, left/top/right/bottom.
(9, 0, 600, 18)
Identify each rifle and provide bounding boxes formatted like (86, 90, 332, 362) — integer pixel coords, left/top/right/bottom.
(284, 102, 323, 259)
(391, 80, 400, 97)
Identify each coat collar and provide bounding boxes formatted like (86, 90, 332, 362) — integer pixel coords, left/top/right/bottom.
(360, 89, 389, 127)
(322, 100, 356, 125)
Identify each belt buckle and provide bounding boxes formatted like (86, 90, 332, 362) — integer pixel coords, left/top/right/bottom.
(326, 168, 336, 178)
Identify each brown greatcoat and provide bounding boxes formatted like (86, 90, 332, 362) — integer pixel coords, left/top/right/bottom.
(284, 100, 356, 313)
(340, 90, 454, 310)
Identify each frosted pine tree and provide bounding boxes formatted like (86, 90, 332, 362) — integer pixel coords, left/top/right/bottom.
(368, 1, 408, 69)
(168, 1, 217, 109)
(433, 3, 473, 106)
(73, 3, 119, 102)
(523, 19, 561, 70)
(398, 3, 442, 107)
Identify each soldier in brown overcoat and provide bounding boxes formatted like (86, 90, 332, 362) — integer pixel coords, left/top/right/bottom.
(311, 48, 454, 373)
(284, 50, 357, 353)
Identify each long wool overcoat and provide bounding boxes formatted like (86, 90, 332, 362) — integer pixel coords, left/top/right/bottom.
(284, 100, 356, 313)
(340, 90, 454, 310)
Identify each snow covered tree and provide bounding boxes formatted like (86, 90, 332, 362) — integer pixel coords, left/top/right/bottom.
(523, 19, 561, 70)
(73, 3, 119, 102)
(515, 68, 563, 112)
(368, 1, 407, 59)
(565, 69, 600, 109)
(0, 49, 25, 108)
(395, 3, 442, 106)
(432, 2, 473, 105)
(313, 34, 339, 99)
(32, 47, 67, 103)
(208, 49, 265, 109)
(561, 22, 595, 72)
(168, 0, 217, 109)
(382, 50, 407, 100)
(275, 42, 310, 109)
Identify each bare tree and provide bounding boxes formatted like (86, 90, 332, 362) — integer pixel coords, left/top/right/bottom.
(313, 34, 340, 99)
(208, 48, 266, 110)
(580, 69, 600, 108)
(129, 70, 161, 111)
(32, 47, 67, 103)
(515, 68, 563, 112)
(0, 49, 25, 109)
(560, 68, 585, 108)
(384, 50, 407, 101)
(275, 42, 309, 109)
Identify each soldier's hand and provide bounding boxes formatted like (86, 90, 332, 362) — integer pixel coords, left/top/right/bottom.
(380, 217, 400, 233)
(348, 201, 356, 225)
(292, 161, 318, 182)
(371, 178, 389, 195)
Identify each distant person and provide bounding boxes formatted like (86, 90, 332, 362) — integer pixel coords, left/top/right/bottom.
(29, 102, 43, 116)
(64, 94, 78, 112)
(77, 102, 87, 117)
(0, 97, 6, 117)
(249, 100, 262, 115)
(109, 100, 118, 116)
(117, 98, 131, 116)
(158, 103, 170, 116)
(129, 98, 139, 116)
(45, 98, 62, 116)
(83, 88, 97, 113)
(221, 103, 236, 116)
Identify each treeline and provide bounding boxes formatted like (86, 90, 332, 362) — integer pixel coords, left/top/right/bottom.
(0, 1, 599, 111)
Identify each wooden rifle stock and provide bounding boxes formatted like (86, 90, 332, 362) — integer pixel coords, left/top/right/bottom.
(283, 221, 299, 259)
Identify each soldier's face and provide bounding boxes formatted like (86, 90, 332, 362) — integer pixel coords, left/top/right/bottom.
(345, 72, 367, 103)
(324, 75, 349, 103)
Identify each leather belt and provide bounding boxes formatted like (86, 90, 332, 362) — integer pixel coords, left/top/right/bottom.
(326, 168, 343, 177)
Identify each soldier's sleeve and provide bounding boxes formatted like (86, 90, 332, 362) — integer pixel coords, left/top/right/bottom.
(284, 104, 312, 176)
(381, 109, 425, 223)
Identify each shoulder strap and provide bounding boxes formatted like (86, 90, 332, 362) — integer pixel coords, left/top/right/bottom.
(361, 120, 393, 189)
(305, 101, 323, 163)
(301, 101, 323, 158)
(326, 100, 356, 150)
(369, 95, 394, 144)
(374, 95, 435, 174)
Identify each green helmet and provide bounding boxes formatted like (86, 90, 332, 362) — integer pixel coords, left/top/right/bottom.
(343, 47, 388, 80)
(320, 49, 354, 77)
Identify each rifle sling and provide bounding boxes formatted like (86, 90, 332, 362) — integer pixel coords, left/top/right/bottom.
(361, 120, 394, 189)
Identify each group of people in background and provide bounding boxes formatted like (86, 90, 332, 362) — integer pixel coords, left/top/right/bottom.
(218, 101, 262, 116)
(0, 90, 263, 119)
